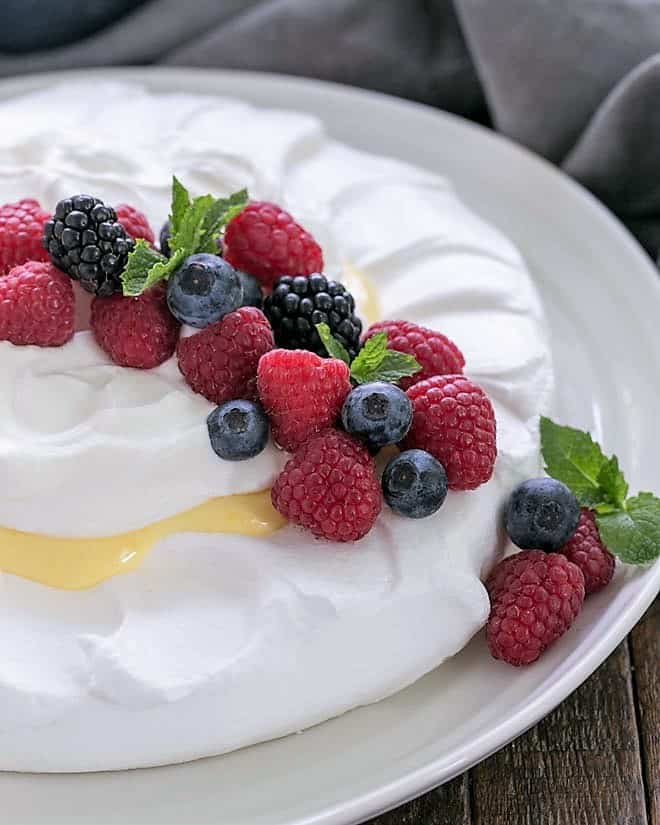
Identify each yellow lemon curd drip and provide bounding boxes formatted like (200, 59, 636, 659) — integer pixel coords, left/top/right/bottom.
(0, 264, 379, 590)
(0, 492, 285, 590)
(342, 261, 379, 325)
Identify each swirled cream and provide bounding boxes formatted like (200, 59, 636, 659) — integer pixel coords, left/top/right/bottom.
(0, 81, 552, 771)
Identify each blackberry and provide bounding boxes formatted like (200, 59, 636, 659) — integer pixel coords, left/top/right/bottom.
(43, 195, 134, 296)
(264, 274, 362, 359)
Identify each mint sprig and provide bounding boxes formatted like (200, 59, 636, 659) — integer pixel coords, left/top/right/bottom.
(120, 178, 248, 297)
(316, 323, 351, 365)
(170, 175, 191, 237)
(316, 324, 420, 386)
(540, 416, 660, 565)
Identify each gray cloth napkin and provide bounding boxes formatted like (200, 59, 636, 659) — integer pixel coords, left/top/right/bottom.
(1, 0, 659, 258)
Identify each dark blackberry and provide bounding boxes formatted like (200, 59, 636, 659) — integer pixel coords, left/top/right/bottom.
(264, 274, 362, 360)
(43, 195, 134, 296)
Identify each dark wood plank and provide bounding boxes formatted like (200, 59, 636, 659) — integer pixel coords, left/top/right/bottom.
(367, 601, 657, 825)
(367, 773, 471, 825)
(470, 640, 648, 825)
(630, 598, 660, 825)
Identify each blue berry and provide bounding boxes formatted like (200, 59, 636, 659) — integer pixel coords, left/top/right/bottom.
(505, 477, 580, 551)
(341, 382, 412, 449)
(159, 220, 171, 257)
(207, 400, 269, 461)
(382, 449, 448, 518)
(238, 270, 263, 308)
(167, 253, 243, 328)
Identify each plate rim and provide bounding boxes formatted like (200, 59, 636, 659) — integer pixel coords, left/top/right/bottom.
(0, 66, 658, 825)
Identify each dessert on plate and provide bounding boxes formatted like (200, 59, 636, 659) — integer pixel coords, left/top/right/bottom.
(0, 81, 557, 771)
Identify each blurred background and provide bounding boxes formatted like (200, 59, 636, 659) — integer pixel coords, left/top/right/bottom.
(1, 0, 659, 260)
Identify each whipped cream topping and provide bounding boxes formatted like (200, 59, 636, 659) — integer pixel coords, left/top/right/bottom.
(0, 331, 284, 536)
(0, 81, 552, 770)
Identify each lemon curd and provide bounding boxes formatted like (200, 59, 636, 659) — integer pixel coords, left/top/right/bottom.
(342, 261, 379, 325)
(0, 264, 379, 590)
(0, 492, 285, 590)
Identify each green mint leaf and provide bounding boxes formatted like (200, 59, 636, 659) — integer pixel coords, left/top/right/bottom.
(170, 176, 190, 237)
(198, 189, 248, 254)
(540, 416, 609, 507)
(121, 181, 250, 296)
(368, 350, 421, 384)
(315, 323, 351, 365)
(170, 193, 214, 258)
(143, 248, 184, 292)
(349, 332, 421, 385)
(121, 240, 170, 296)
(597, 455, 629, 509)
(350, 333, 388, 384)
(596, 493, 660, 565)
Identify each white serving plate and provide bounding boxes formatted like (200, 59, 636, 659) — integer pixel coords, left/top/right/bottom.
(1, 68, 658, 825)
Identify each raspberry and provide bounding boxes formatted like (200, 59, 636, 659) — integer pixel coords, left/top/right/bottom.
(557, 508, 615, 595)
(177, 307, 274, 404)
(115, 204, 155, 245)
(364, 320, 465, 390)
(0, 261, 74, 347)
(258, 349, 351, 452)
(91, 285, 179, 369)
(486, 550, 585, 666)
(404, 375, 497, 490)
(0, 199, 50, 275)
(271, 429, 382, 541)
(224, 202, 323, 289)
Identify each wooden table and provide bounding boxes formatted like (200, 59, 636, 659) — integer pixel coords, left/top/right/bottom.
(368, 598, 658, 825)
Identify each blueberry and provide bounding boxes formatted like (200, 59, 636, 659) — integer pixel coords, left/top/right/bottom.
(159, 220, 171, 257)
(505, 477, 580, 551)
(238, 270, 263, 308)
(341, 382, 412, 449)
(207, 400, 269, 461)
(167, 253, 243, 328)
(382, 449, 448, 518)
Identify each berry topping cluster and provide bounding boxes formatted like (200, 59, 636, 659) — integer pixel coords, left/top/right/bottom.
(487, 416, 659, 667)
(0, 177, 493, 540)
(0, 176, 655, 678)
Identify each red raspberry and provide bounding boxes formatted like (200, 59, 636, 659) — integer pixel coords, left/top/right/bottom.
(486, 550, 585, 666)
(0, 261, 74, 346)
(115, 204, 155, 245)
(404, 375, 497, 490)
(0, 199, 50, 275)
(224, 202, 323, 289)
(557, 508, 615, 595)
(364, 320, 465, 390)
(271, 429, 382, 541)
(177, 307, 274, 404)
(258, 349, 351, 452)
(91, 285, 179, 369)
